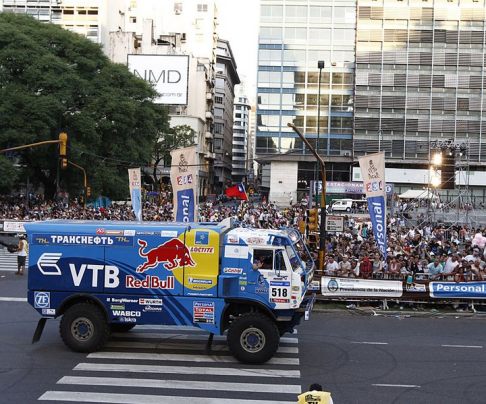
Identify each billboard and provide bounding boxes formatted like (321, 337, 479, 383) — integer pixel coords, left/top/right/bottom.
(128, 54, 189, 105)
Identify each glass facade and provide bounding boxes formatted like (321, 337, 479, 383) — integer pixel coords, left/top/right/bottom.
(257, 0, 356, 159)
(355, 0, 486, 163)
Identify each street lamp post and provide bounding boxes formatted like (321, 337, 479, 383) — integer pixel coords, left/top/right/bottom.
(315, 61, 325, 208)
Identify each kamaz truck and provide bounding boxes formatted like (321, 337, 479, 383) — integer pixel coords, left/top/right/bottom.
(26, 220, 315, 363)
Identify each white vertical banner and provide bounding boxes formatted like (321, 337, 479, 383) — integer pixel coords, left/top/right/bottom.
(358, 152, 387, 259)
(170, 146, 198, 222)
(128, 168, 142, 221)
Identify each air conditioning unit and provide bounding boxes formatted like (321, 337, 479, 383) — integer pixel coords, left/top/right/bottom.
(206, 92, 213, 100)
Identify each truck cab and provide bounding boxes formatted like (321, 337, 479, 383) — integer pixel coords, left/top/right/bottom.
(26, 220, 314, 364)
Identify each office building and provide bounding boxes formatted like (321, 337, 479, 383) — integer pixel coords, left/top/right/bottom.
(256, 0, 356, 205)
(232, 89, 251, 183)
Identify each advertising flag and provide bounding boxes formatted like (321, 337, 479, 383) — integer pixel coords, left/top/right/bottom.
(170, 146, 198, 222)
(358, 152, 387, 259)
(225, 183, 248, 200)
(128, 168, 142, 221)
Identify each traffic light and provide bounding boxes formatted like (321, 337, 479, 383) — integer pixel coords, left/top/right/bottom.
(307, 208, 319, 232)
(59, 132, 68, 170)
(86, 186, 91, 198)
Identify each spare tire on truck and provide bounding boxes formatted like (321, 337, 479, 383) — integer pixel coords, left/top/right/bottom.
(59, 302, 110, 352)
(227, 312, 280, 364)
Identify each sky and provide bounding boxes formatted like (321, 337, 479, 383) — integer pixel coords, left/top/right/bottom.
(216, 0, 260, 103)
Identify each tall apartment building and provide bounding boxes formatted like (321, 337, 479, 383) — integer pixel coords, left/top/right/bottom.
(232, 89, 251, 183)
(214, 39, 240, 192)
(256, 0, 356, 205)
(354, 0, 486, 197)
(1, 0, 100, 42)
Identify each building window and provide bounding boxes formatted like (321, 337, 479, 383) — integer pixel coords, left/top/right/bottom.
(197, 3, 208, 12)
(215, 96, 223, 104)
(174, 2, 183, 14)
(130, 16, 136, 23)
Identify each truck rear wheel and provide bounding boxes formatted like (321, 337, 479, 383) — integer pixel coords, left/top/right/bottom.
(227, 312, 279, 364)
(110, 323, 136, 333)
(60, 303, 110, 353)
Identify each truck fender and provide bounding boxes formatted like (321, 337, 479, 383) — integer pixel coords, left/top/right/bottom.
(57, 293, 109, 320)
(220, 298, 277, 334)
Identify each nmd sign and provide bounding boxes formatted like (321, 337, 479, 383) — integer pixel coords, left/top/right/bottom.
(128, 54, 189, 105)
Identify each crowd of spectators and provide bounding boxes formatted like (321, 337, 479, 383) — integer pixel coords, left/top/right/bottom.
(2, 194, 486, 284)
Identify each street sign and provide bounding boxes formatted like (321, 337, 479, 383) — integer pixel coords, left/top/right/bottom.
(325, 215, 344, 232)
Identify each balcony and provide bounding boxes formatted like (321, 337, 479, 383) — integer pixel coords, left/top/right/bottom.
(205, 111, 214, 120)
(205, 152, 216, 160)
(205, 132, 213, 140)
(206, 92, 213, 100)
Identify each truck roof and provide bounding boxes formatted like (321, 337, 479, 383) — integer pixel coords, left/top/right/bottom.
(23, 220, 224, 234)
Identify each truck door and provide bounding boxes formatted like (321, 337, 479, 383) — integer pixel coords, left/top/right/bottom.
(250, 247, 292, 309)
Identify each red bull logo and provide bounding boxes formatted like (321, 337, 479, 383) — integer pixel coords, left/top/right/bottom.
(136, 238, 196, 273)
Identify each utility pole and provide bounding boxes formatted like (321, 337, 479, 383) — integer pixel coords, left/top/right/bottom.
(288, 122, 326, 272)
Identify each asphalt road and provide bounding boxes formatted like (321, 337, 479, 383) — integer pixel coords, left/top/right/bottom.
(2, 270, 486, 403)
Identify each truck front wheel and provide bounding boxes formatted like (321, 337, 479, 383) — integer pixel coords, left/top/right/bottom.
(227, 313, 279, 364)
(60, 303, 110, 353)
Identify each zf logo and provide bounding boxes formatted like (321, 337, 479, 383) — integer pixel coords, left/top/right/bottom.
(34, 292, 50, 309)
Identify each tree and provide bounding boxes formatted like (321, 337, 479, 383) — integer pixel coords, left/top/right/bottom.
(151, 125, 196, 187)
(0, 14, 170, 200)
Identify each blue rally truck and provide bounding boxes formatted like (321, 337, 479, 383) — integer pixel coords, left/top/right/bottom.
(26, 220, 315, 363)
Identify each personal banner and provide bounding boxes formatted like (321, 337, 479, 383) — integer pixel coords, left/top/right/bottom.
(358, 152, 387, 260)
(170, 146, 198, 222)
(128, 168, 142, 221)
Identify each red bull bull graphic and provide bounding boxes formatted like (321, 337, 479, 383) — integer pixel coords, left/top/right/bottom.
(136, 239, 196, 273)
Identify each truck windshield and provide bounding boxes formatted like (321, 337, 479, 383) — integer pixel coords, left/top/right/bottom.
(293, 239, 313, 270)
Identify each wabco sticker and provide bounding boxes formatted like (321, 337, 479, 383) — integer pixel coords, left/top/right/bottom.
(34, 291, 50, 308)
(139, 298, 163, 306)
(112, 310, 141, 317)
(193, 301, 215, 324)
(223, 267, 243, 274)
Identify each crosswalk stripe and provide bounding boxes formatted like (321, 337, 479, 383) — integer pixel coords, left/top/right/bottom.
(88, 351, 300, 366)
(105, 340, 299, 354)
(57, 376, 302, 394)
(112, 331, 299, 344)
(74, 362, 301, 378)
(0, 297, 27, 302)
(0, 249, 28, 272)
(39, 391, 296, 403)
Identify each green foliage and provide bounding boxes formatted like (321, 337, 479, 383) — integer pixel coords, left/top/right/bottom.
(0, 14, 170, 199)
(151, 125, 196, 185)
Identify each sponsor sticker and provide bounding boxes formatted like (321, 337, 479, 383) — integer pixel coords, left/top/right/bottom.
(110, 297, 138, 303)
(139, 298, 163, 306)
(32, 234, 133, 246)
(270, 281, 290, 287)
(227, 235, 239, 244)
(34, 291, 50, 309)
(161, 230, 178, 238)
(223, 267, 243, 274)
(110, 305, 125, 310)
(193, 301, 215, 323)
(42, 308, 56, 316)
(143, 306, 163, 312)
(96, 228, 106, 235)
(112, 310, 141, 317)
(123, 230, 136, 236)
(190, 246, 214, 254)
(37, 253, 62, 276)
(188, 278, 213, 285)
(126, 275, 175, 290)
(195, 231, 209, 245)
(271, 298, 289, 303)
(224, 245, 249, 259)
(105, 230, 124, 236)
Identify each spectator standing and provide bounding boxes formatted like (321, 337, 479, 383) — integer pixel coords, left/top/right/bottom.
(16, 235, 28, 275)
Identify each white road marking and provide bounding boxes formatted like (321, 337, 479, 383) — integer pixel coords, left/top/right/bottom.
(112, 331, 298, 344)
(88, 351, 299, 366)
(105, 340, 299, 354)
(74, 362, 301, 378)
(373, 384, 420, 388)
(57, 376, 302, 394)
(441, 344, 483, 349)
(0, 297, 27, 302)
(351, 341, 389, 345)
(39, 391, 295, 403)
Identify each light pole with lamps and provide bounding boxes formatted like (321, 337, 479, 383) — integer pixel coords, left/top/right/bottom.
(315, 60, 325, 208)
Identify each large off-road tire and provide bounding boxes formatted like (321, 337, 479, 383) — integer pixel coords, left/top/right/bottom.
(227, 312, 280, 364)
(60, 303, 110, 353)
(110, 323, 136, 333)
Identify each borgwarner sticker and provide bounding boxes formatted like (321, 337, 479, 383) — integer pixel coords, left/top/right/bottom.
(223, 267, 243, 274)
